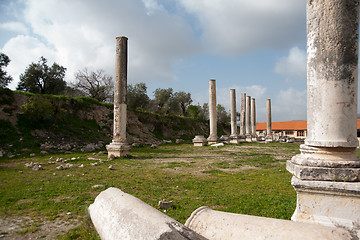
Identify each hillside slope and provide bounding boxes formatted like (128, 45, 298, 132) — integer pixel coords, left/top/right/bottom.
(0, 89, 229, 157)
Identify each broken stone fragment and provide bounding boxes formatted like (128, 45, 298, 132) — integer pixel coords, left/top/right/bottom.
(108, 165, 114, 170)
(25, 162, 34, 168)
(56, 165, 64, 170)
(158, 200, 173, 210)
(32, 164, 42, 171)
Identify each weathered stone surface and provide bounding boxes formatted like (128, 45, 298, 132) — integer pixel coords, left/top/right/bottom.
(158, 200, 173, 210)
(229, 89, 237, 140)
(185, 206, 355, 240)
(239, 93, 246, 137)
(245, 96, 252, 142)
(290, 177, 360, 234)
(193, 135, 207, 146)
(88, 188, 207, 240)
(106, 36, 131, 158)
(286, 0, 360, 233)
(306, 0, 359, 148)
(207, 79, 218, 144)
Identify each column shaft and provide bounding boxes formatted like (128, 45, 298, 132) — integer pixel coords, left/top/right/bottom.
(266, 99, 272, 136)
(207, 79, 218, 144)
(251, 98, 256, 138)
(239, 93, 246, 136)
(230, 89, 237, 138)
(106, 36, 131, 157)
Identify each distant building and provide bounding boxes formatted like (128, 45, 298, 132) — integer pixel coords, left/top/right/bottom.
(256, 119, 360, 139)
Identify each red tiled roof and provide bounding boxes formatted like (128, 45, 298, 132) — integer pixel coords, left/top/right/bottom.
(257, 119, 360, 131)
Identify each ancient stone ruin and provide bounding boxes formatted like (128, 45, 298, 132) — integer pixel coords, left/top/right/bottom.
(106, 36, 131, 158)
(89, 1, 360, 239)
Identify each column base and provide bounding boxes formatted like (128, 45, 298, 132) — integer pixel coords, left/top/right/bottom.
(106, 141, 131, 158)
(287, 144, 360, 181)
(229, 135, 240, 144)
(290, 176, 360, 234)
(265, 135, 273, 143)
(207, 136, 218, 145)
(193, 135, 207, 146)
(245, 134, 252, 142)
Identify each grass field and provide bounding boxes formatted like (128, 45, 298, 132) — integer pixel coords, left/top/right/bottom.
(0, 142, 300, 239)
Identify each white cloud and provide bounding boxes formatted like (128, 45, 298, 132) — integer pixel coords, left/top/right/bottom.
(0, 21, 29, 34)
(142, 0, 164, 15)
(272, 88, 306, 121)
(1, 0, 198, 88)
(2, 35, 56, 90)
(177, 0, 305, 55)
(274, 46, 306, 80)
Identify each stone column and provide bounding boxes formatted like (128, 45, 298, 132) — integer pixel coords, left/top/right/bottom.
(245, 96, 252, 142)
(229, 89, 238, 143)
(286, 0, 360, 232)
(251, 98, 257, 141)
(106, 36, 131, 158)
(239, 93, 246, 141)
(207, 79, 218, 144)
(265, 99, 272, 143)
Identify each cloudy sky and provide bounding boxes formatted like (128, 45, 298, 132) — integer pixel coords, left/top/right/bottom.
(0, 0, 317, 122)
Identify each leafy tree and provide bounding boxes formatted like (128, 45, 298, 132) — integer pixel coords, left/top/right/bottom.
(17, 56, 66, 94)
(0, 53, 13, 88)
(172, 91, 192, 116)
(153, 88, 173, 113)
(128, 82, 150, 110)
(72, 68, 113, 102)
(217, 104, 230, 124)
(188, 105, 201, 119)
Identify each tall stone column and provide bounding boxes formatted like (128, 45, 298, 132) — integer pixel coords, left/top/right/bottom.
(286, 0, 360, 232)
(239, 93, 246, 141)
(207, 79, 218, 144)
(106, 36, 131, 158)
(245, 96, 252, 142)
(251, 98, 257, 141)
(265, 99, 272, 143)
(229, 89, 238, 143)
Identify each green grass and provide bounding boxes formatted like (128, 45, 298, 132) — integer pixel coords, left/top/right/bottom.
(0, 142, 298, 239)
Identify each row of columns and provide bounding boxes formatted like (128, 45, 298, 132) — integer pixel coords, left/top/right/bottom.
(206, 79, 273, 145)
(106, 0, 360, 234)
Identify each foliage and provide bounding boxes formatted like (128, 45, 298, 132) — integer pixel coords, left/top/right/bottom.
(0, 87, 14, 105)
(188, 103, 208, 121)
(17, 57, 67, 94)
(153, 87, 173, 113)
(217, 104, 230, 124)
(0, 53, 13, 88)
(152, 88, 193, 116)
(170, 91, 192, 116)
(127, 82, 150, 110)
(20, 96, 56, 126)
(72, 68, 113, 102)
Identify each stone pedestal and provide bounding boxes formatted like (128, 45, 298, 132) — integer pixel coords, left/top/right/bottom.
(193, 135, 207, 147)
(286, 0, 360, 233)
(106, 141, 131, 158)
(207, 79, 218, 144)
(106, 36, 131, 158)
